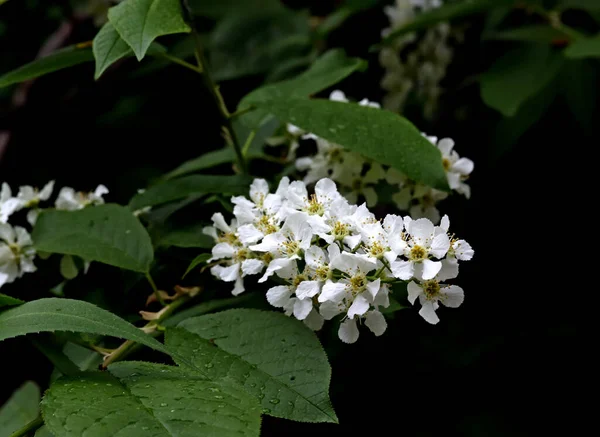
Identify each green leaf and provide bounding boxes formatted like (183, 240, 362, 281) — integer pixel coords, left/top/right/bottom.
(0, 45, 93, 88)
(487, 25, 569, 43)
(35, 426, 54, 437)
(42, 363, 261, 437)
(250, 97, 449, 190)
(108, 0, 190, 61)
(239, 49, 366, 129)
(182, 253, 211, 278)
(167, 309, 338, 423)
(480, 44, 564, 117)
(156, 224, 213, 249)
(93, 22, 133, 79)
(561, 59, 597, 130)
(129, 175, 252, 210)
(564, 34, 600, 58)
(0, 292, 24, 308)
(0, 298, 169, 357)
(0, 381, 40, 437)
(209, 6, 310, 82)
(32, 204, 153, 273)
(379, 0, 514, 47)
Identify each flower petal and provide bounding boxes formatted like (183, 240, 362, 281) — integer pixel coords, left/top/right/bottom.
(293, 298, 313, 321)
(347, 293, 370, 318)
(232, 276, 245, 296)
(407, 281, 422, 305)
(407, 218, 434, 246)
(338, 319, 359, 344)
(319, 300, 343, 320)
(366, 278, 381, 300)
(453, 240, 474, 261)
(315, 178, 339, 205)
(440, 285, 464, 308)
(365, 310, 387, 336)
(318, 280, 347, 303)
(250, 179, 269, 204)
(452, 158, 474, 175)
(216, 263, 240, 282)
(436, 259, 459, 281)
(305, 245, 326, 268)
(211, 213, 231, 233)
(430, 233, 450, 258)
(241, 259, 264, 276)
(391, 260, 414, 280)
(419, 259, 442, 280)
(303, 309, 324, 331)
(259, 257, 294, 283)
(296, 280, 321, 299)
(210, 243, 236, 261)
(237, 224, 264, 245)
(419, 300, 440, 324)
(266, 285, 293, 308)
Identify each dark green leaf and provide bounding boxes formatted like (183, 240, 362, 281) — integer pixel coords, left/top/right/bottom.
(167, 309, 338, 423)
(250, 97, 449, 190)
(163, 295, 263, 327)
(480, 44, 564, 117)
(239, 49, 367, 129)
(0, 45, 93, 88)
(181, 253, 211, 279)
(32, 204, 153, 273)
(108, 0, 190, 61)
(156, 224, 213, 249)
(93, 22, 133, 79)
(564, 34, 600, 58)
(487, 25, 569, 43)
(379, 0, 514, 47)
(129, 175, 252, 210)
(0, 292, 24, 308)
(561, 59, 597, 130)
(42, 363, 261, 437)
(0, 381, 40, 437)
(0, 298, 169, 357)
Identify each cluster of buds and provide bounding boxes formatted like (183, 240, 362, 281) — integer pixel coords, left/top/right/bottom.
(205, 177, 473, 343)
(0, 181, 108, 289)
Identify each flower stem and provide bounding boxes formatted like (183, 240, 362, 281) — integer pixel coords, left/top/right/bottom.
(9, 416, 43, 437)
(101, 292, 196, 369)
(145, 272, 165, 306)
(158, 52, 203, 74)
(182, 0, 247, 174)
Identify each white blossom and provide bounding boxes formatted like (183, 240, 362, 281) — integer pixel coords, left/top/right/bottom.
(0, 223, 36, 288)
(436, 138, 474, 198)
(55, 184, 109, 211)
(2, 181, 54, 225)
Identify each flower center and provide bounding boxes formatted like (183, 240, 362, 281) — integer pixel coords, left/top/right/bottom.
(306, 194, 324, 216)
(256, 215, 278, 235)
(349, 274, 367, 295)
(332, 221, 349, 240)
(282, 240, 300, 257)
(409, 245, 427, 261)
(293, 274, 308, 287)
(219, 232, 239, 245)
(234, 248, 249, 262)
(442, 158, 452, 171)
(369, 242, 386, 259)
(262, 252, 274, 264)
(314, 265, 330, 281)
(8, 243, 20, 257)
(422, 280, 440, 299)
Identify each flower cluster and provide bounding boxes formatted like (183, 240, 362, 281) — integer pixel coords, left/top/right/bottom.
(291, 90, 474, 223)
(205, 177, 473, 343)
(0, 181, 108, 289)
(379, 0, 461, 119)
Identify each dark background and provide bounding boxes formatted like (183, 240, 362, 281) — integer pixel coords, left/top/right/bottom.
(0, 0, 583, 435)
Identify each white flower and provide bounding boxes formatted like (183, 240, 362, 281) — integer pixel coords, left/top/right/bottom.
(266, 260, 315, 322)
(3, 181, 54, 225)
(298, 244, 340, 299)
(0, 183, 17, 223)
(336, 158, 386, 207)
(0, 223, 36, 288)
(55, 185, 108, 211)
(436, 138, 474, 198)
(250, 213, 314, 282)
(407, 276, 463, 325)
(437, 215, 474, 262)
(389, 217, 450, 280)
(204, 213, 265, 296)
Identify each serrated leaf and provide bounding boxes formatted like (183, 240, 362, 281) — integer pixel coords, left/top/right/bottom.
(156, 224, 213, 249)
(0, 292, 24, 308)
(182, 253, 211, 278)
(0, 381, 40, 437)
(108, 0, 190, 61)
(239, 49, 367, 129)
(487, 25, 569, 43)
(0, 45, 93, 88)
(32, 204, 153, 273)
(0, 298, 169, 357)
(42, 363, 261, 437)
(480, 44, 564, 117)
(564, 34, 600, 58)
(249, 97, 449, 190)
(167, 309, 338, 423)
(129, 175, 252, 210)
(378, 0, 514, 47)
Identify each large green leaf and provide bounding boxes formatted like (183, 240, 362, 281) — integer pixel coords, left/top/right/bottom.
(0, 292, 23, 308)
(480, 44, 564, 117)
(32, 204, 153, 273)
(379, 0, 514, 46)
(42, 362, 261, 437)
(155, 224, 213, 249)
(93, 22, 132, 79)
(167, 309, 338, 423)
(209, 5, 310, 82)
(564, 34, 600, 58)
(0, 298, 169, 357)
(486, 25, 569, 43)
(108, 0, 190, 61)
(129, 175, 252, 210)
(250, 97, 449, 190)
(0, 381, 40, 437)
(0, 46, 93, 88)
(239, 49, 367, 129)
